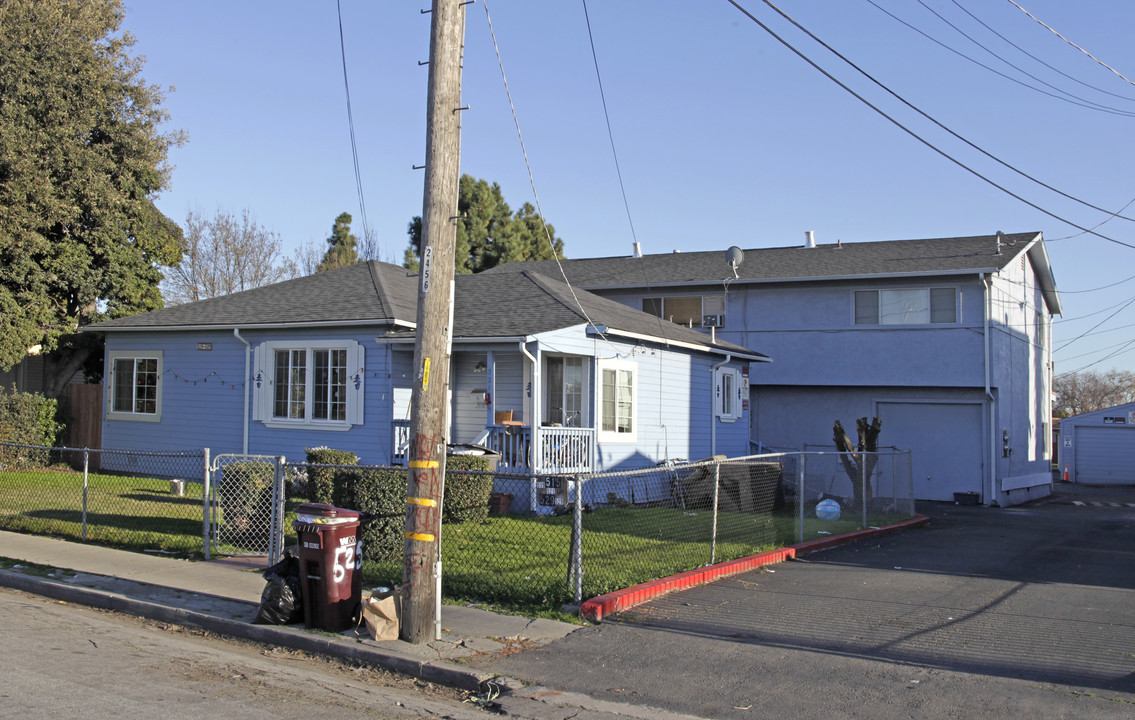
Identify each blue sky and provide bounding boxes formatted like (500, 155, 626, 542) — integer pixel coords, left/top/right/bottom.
(121, 1, 1135, 375)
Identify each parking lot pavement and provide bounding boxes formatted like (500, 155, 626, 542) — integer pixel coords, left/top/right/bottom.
(465, 483, 1135, 720)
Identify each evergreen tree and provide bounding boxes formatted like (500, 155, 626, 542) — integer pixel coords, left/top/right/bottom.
(403, 175, 564, 273)
(316, 212, 360, 272)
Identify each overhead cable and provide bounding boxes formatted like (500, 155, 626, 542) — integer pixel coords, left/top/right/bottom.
(724, 0, 1135, 249)
(1005, 0, 1135, 89)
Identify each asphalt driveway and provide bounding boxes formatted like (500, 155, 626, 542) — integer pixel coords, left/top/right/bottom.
(470, 483, 1135, 719)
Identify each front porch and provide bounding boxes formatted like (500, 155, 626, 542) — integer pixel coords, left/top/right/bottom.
(393, 419, 594, 475)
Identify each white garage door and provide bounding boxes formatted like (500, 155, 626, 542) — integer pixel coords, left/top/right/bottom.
(878, 402, 984, 502)
(1075, 426, 1135, 485)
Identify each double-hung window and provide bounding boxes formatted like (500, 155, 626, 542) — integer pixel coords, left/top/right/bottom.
(546, 356, 585, 426)
(256, 341, 363, 429)
(107, 350, 162, 422)
(854, 288, 957, 325)
(598, 359, 636, 442)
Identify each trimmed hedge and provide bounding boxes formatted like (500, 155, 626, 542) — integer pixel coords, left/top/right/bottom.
(304, 446, 357, 504)
(442, 455, 494, 525)
(332, 455, 496, 562)
(0, 387, 62, 467)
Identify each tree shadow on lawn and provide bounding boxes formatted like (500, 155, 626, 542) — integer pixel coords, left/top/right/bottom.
(24, 509, 202, 537)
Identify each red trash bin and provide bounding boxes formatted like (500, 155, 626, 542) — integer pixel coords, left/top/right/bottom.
(292, 503, 368, 632)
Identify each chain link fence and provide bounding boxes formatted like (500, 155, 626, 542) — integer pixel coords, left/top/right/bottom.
(1, 442, 914, 609)
(287, 450, 914, 609)
(0, 442, 207, 556)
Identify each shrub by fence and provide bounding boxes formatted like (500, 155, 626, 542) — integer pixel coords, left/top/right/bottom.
(0, 389, 62, 466)
(303, 447, 357, 504)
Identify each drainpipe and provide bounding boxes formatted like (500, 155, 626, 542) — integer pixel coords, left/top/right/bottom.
(233, 328, 251, 454)
(982, 275, 996, 505)
(711, 354, 733, 457)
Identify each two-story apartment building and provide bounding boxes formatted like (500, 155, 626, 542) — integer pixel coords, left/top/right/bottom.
(485, 232, 1061, 506)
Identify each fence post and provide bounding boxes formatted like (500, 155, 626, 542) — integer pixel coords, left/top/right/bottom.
(861, 455, 868, 529)
(571, 475, 584, 604)
(797, 452, 806, 544)
(202, 448, 211, 560)
(81, 450, 89, 541)
(270, 456, 286, 566)
(710, 462, 721, 565)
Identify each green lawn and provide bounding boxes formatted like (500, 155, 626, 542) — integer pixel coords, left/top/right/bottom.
(0, 466, 207, 556)
(0, 465, 910, 614)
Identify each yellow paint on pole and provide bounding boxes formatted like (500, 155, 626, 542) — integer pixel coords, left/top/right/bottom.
(422, 357, 431, 390)
(407, 496, 438, 507)
(408, 460, 439, 469)
(405, 531, 435, 542)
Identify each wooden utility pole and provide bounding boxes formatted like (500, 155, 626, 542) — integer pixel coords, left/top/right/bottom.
(401, 0, 465, 645)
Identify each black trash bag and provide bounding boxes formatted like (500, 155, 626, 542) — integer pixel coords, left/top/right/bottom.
(253, 549, 303, 625)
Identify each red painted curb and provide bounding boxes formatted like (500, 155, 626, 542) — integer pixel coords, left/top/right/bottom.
(579, 514, 930, 623)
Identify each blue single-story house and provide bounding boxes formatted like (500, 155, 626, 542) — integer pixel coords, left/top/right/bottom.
(87, 261, 769, 506)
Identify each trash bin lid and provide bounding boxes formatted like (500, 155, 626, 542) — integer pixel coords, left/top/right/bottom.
(294, 503, 362, 525)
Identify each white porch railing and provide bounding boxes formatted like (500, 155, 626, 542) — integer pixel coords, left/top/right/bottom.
(392, 419, 411, 464)
(394, 419, 595, 474)
(537, 426, 593, 474)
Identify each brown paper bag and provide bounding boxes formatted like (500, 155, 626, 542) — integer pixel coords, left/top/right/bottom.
(362, 588, 401, 641)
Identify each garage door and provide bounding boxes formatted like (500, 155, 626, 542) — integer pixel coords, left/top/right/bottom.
(878, 402, 984, 502)
(1075, 426, 1135, 485)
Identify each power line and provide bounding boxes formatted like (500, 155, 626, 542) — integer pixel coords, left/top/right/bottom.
(581, 0, 639, 247)
(893, 0, 1135, 116)
(336, 0, 371, 242)
(725, 0, 1135, 250)
(480, 0, 610, 344)
(1005, 0, 1135, 89)
(1053, 295, 1135, 353)
(1058, 274, 1135, 295)
(950, 0, 1135, 104)
(1055, 339, 1135, 376)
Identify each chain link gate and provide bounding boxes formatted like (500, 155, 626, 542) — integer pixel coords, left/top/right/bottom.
(207, 454, 286, 564)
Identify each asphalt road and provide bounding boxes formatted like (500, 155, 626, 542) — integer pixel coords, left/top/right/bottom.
(0, 588, 494, 720)
(468, 484, 1135, 719)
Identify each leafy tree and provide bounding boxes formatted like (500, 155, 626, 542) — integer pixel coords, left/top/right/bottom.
(403, 175, 564, 273)
(0, 0, 184, 397)
(316, 212, 360, 272)
(1054, 369, 1135, 418)
(163, 208, 296, 305)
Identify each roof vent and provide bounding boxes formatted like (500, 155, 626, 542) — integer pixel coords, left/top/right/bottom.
(632, 242, 643, 258)
(995, 230, 1004, 255)
(805, 231, 816, 248)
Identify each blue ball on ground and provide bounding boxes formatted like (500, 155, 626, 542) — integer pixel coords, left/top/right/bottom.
(815, 498, 841, 521)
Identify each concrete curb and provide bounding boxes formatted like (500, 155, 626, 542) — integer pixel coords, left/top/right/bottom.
(580, 514, 930, 622)
(0, 569, 493, 692)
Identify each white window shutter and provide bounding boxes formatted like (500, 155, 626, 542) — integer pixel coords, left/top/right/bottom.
(252, 345, 268, 422)
(351, 343, 365, 425)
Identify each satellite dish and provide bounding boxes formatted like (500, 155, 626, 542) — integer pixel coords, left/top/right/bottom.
(726, 246, 744, 278)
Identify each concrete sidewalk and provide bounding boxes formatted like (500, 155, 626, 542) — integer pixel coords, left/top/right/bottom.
(0, 511, 931, 719)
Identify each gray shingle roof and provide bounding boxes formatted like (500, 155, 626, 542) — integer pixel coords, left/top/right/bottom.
(90, 262, 418, 330)
(454, 270, 764, 358)
(87, 261, 767, 360)
(481, 232, 1043, 288)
